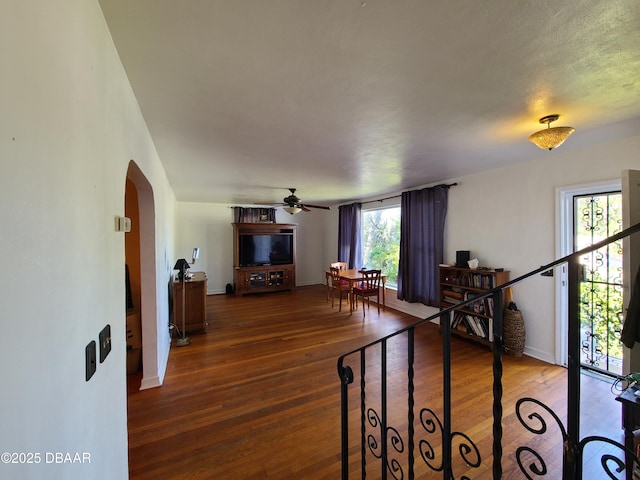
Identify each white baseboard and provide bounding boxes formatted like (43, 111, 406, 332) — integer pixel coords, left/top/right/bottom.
(140, 375, 161, 390)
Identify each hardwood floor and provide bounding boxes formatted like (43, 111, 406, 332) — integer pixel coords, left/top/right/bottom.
(127, 285, 625, 479)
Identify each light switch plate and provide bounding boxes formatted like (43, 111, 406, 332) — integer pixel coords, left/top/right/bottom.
(86, 341, 96, 381)
(115, 216, 131, 232)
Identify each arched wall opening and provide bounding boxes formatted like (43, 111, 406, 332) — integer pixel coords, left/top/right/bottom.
(125, 160, 160, 390)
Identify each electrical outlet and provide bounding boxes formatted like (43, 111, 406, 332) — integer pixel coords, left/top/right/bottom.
(99, 324, 111, 363)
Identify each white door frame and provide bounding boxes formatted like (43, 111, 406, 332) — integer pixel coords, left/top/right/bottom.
(555, 179, 621, 366)
(622, 170, 640, 374)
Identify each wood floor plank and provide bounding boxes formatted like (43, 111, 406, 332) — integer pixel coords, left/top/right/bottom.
(127, 285, 625, 479)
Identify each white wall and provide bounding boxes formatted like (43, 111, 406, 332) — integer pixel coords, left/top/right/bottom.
(0, 1, 175, 478)
(175, 205, 335, 293)
(284, 208, 334, 286)
(444, 134, 640, 362)
(174, 203, 234, 293)
(4, 2, 633, 478)
(176, 133, 640, 365)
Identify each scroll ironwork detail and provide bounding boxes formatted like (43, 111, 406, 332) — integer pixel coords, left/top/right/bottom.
(516, 399, 638, 478)
(366, 408, 405, 480)
(418, 408, 480, 478)
(515, 397, 566, 478)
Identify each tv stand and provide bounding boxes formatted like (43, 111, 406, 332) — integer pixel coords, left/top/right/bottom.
(234, 264, 296, 296)
(232, 223, 297, 296)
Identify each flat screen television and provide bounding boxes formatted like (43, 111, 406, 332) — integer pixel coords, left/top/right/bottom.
(238, 234, 294, 266)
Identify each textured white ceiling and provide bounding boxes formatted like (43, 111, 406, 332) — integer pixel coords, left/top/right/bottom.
(99, 0, 640, 207)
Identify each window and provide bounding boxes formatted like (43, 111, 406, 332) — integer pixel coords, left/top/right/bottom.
(361, 206, 401, 288)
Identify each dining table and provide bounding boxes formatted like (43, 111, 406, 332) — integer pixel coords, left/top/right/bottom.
(325, 269, 387, 314)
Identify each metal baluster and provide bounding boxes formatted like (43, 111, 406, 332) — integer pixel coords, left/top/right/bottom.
(492, 289, 504, 479)
(381, 339, 388, 479)
(339, 361, 354, 480)
(407, 328, 415, 480)
(442, 310, 452, 478)
(361, 349, 366, 479)
(565, 257, 582, 478)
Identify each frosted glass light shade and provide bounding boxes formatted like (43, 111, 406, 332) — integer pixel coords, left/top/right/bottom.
(529, 126, 575, 150)
(283, 206, 302, 215)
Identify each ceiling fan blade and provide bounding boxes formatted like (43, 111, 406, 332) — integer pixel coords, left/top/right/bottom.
(254, 189, 329, 212)
(301, 204, 331, 210)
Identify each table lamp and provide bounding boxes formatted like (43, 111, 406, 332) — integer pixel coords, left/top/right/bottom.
(174, 258, 190, 282)
(173, 258, 191, 346)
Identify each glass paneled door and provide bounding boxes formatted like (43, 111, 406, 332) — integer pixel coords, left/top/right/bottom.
(574, 192, 623, 375)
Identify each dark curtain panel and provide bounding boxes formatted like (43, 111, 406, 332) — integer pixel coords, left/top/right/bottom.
(232, 207, 276, 223)
(397, 185, 448, 306)
(337, 203, 362, 269)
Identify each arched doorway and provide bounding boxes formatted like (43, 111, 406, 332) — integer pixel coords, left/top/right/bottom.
(125, 161, 160, 390)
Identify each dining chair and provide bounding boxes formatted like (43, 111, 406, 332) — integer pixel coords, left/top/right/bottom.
(327, 262, 348, 302)
(325, 270, 331, 302)
(352, 269, 381, 318)
(329, 266, 351, 312)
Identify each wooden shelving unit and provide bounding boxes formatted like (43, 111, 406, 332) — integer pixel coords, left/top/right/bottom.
(439, 265, 509, 347)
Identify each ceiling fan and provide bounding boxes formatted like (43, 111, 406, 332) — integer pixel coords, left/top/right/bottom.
(276, 188, 331, 214)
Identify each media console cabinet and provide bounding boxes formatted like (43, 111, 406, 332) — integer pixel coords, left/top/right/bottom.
(232, 223, 297, 296)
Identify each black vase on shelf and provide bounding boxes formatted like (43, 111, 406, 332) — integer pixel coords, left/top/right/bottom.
(456, 250, 470, 268)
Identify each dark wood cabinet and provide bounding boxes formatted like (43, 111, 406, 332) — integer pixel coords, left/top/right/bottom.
(234, 265, 296, 295)
(232, 223, 296, 296)
(173, 271, 208, 332)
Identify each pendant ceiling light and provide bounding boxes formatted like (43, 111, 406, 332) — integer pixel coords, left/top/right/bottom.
(528, 114, 575, 150)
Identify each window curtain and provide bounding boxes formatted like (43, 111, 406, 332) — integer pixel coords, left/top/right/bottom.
(338, 202, 362, 269)
(232, 207, 276, 223)
(397, 185, 448, 306)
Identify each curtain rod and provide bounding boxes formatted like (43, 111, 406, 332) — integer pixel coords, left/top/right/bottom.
(361, 182, 457, 205)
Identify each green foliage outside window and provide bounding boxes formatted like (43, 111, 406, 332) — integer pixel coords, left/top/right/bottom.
(361, 207, 400, 287)
(575, 193, 623, 372)
(579, 266, 624, 364)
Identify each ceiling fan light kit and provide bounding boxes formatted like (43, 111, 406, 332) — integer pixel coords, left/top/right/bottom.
(278, 188, 330, 214)
(283, 206, 302, 215)
(528, 114, 575, 151)
(255, 188, 331, 213)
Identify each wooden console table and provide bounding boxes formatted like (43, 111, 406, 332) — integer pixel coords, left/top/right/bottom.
(173, 271, 208, 333)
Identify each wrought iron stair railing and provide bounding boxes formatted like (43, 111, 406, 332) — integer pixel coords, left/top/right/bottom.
(337, 221, 640, 479)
